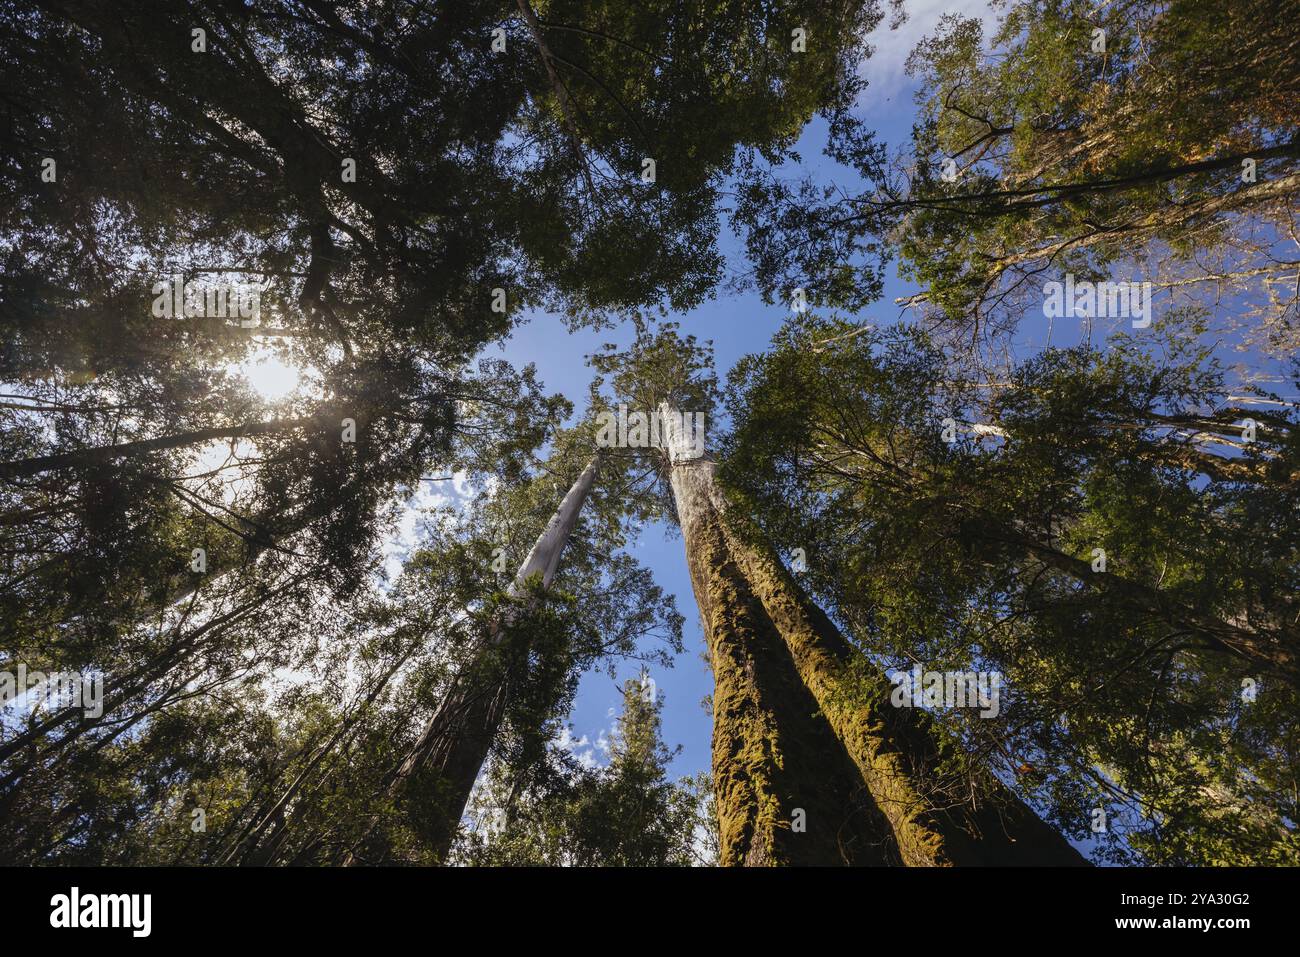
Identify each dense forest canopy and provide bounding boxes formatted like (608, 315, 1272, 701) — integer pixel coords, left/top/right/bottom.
(0, 0, 1295, 868)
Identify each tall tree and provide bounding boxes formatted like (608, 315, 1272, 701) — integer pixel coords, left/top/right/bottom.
(590, 321, 1086, 865)
(355, 452, 603, 863)
(2, 1, 886, 865)
(734, 0, 1300, 354)
(339, 419, 684, 864)
(722, 314, 1300, 864)
(589, 324, 887, 865)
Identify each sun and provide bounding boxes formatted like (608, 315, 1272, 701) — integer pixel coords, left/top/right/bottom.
(230, 344, 302, 402)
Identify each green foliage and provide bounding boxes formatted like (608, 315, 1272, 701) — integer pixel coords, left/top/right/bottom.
(456, 674, 709, 866)
(734, 0, 1300, 349)
(722, 314, 1300, 864)
(2, 0, 878, 863)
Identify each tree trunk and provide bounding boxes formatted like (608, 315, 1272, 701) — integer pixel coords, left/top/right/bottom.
(660, 403, 1084, 866)
(713, 500, 1087, 866)
(0, 417, 318, 479)
(346, 457, 601, 865)
(667, 449, 897, 865)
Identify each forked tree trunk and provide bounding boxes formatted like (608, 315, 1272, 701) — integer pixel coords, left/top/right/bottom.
(662, 410, 894, 865)
(345, 457, 601, 865)
(661, 404, 1085, 867)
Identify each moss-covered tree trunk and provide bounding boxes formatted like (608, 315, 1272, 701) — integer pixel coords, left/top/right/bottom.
(712, 503, 1087, 866)
(665, 434, 895, 865)
(661, 403, 1083, 866)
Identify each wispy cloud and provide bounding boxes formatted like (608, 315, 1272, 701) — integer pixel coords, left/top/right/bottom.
(381, 480, 454, 583)
(555, 726, 603, 770)
(858, 0, 1001, 110)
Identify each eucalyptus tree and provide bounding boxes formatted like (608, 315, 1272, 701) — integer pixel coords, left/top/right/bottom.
(338, 418, 685, 865)
(589, 322, 1081, 865)
(3, 0, 888, 840)
(587, 323, 877, 865)
(733, 0, 1300, 354)
(1, 0, 887, 782)
(2, 444, 684, 866)
(722, 314, 1300, 864)
(0, 356, 561, 864)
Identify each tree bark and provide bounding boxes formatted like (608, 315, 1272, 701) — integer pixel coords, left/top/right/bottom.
(661, 403, 1085, 866)
(716, 509, 1087, 866)
(667, 449, 897, 865)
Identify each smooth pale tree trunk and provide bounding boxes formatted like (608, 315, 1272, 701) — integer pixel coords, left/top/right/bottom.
(345, 457, 601, 865)
(661, 409, 895, 865)
(661, 404, 1085, 867)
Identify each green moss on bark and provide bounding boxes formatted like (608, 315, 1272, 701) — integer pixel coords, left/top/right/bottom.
(717, 510, 1087, 866)
(675, 461, 895, 866)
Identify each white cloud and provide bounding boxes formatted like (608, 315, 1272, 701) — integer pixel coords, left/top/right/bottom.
(555, 725, 606, 770)
(381, 480, 453, 583)
(858, 0, 1001, 110)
